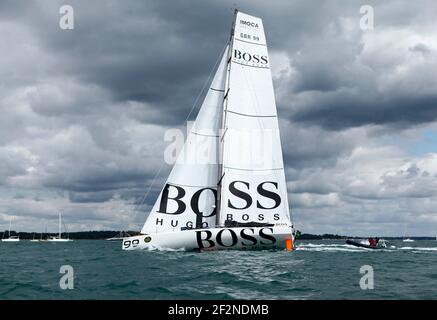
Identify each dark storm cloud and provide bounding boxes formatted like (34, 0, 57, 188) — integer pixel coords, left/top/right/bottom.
(268, 0, 437, 130)
(4, 0, 436, 128)
(0, 0, 234, 125)
(279, 120, 366, 170)
(291, 91, 437, 130)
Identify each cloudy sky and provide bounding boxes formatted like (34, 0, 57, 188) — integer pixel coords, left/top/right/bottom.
(1, 0, 436, 236)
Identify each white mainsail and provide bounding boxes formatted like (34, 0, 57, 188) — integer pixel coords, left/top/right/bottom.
(141, 46, 229, 234)
(217, 11, 291, 227)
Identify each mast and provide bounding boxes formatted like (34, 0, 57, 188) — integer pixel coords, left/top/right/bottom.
(59, 212, 62, 239)
(8, 218, 12, 238)
(63, 221, 69, 239)
(216, 9, 238, 227)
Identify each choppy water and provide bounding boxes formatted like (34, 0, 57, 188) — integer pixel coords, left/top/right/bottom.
(1, 239, 437, 299)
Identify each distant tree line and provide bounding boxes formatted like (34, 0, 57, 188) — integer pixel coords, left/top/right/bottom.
(1, 230, 140, 240)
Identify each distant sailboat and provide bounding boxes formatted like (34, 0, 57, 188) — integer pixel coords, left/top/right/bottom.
(122, 10, 294, 251)
(402, 224, 414, 242)
(30, 232, 38, 242)
(2, 216, 20, 242)
(48, 212, 71, 242)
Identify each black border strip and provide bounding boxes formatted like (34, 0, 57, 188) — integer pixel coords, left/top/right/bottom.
(0, 300, 434, 318)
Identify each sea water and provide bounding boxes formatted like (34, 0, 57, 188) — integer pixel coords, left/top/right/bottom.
(0, 240, 436, 299)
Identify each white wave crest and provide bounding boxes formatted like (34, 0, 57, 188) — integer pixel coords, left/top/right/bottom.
(399, 247, 437, 251)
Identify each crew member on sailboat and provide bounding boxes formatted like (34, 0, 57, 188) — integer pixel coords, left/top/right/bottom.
(122, 10, 294, 251)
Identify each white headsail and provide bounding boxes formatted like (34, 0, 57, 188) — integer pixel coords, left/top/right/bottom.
(141, 46, 229, 234)
(217, 11, 291, 227)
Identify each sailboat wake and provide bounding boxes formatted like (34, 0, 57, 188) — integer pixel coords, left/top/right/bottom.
(295, 243, 392, 252)
(398, 247, 437, 252)
(140, 245, 186, 252)
(295, 243, 366, 252)
(295, 243, 437, 253)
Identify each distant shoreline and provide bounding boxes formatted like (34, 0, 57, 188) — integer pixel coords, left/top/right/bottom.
(297, 233, 436, 240)
(0, 230, 139, 240)
(1, 231, 436, 240)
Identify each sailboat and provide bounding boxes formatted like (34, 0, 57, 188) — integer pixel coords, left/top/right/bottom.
(2, 216, 20, 242)
(122, 10, 294, 251)
(48, 212, 71, 242)
(402, 225, 414, 242)
(30, 232, 38, 242)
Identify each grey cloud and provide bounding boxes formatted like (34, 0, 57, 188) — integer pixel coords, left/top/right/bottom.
(0, 146, 34, 185)
(409, 43, 433, 56)
(280, 121, 368, 170)
(290, 91, 437, 130)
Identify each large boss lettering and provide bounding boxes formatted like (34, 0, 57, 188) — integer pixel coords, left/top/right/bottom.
(228, 181, 281, 210)
(158, 184, 216, 227)
(158, 181, 281, 226)
(196, 227, 277, 249)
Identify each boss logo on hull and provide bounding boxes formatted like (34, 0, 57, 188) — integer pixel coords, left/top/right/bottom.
(196, 227, 276, 249)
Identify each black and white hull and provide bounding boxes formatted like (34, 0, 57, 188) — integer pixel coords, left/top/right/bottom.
(122, 226, 293, 251)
